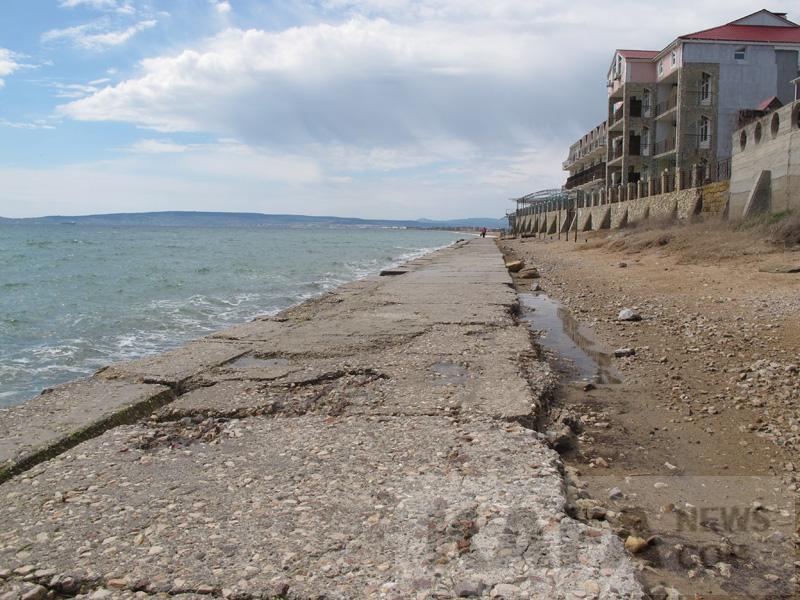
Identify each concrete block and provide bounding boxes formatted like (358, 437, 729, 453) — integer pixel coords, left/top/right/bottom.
(742, 170, 772, 217)
(0, 379, 174, 483)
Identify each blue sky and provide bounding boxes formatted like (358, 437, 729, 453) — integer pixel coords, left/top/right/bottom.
(0, 0, 773, 218)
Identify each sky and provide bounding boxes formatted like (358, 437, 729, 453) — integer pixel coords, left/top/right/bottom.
(0, 0, 778, 219)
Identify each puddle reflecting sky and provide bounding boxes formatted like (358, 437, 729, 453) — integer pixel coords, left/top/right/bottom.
(519, 293, 621, 384)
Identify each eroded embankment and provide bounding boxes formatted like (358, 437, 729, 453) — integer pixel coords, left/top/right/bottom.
(0, 239, 643, 600)
(499, 236, 798, 600)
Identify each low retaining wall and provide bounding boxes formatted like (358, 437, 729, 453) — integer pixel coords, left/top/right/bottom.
(522, 184, 726, 237)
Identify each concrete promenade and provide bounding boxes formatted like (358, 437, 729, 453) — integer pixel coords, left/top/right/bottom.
(0, 239, 642, 599)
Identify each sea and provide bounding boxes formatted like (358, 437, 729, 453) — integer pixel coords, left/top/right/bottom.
(0, 224, 463, 407)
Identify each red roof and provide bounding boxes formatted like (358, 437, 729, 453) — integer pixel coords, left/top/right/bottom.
(757, 96, 782, 111)
(681, 24, 800, 44)
(617, 49, 659, 59)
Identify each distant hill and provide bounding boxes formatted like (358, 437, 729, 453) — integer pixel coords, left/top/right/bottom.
(0, 211, 506, 230)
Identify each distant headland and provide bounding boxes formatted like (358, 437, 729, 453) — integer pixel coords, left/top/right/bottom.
(0, 211, 506, 230)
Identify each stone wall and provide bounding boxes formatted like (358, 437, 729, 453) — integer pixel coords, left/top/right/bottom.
(730, 100, 800, 218)
(700, 181, 730, 214)
(531, 186, 717, 236)
(513, 177, 729, 237)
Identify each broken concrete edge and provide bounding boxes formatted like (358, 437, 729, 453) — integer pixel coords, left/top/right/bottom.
(0, 386, 174, 486)
(0, 572, 294, 600)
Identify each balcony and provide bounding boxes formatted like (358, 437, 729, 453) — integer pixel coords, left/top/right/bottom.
(655, 96, 677, 118)
(608, 145, 624, 163)
(565, 162, 606, 190)
(563, 138, 607, 169)
(653, 137, 676, 156)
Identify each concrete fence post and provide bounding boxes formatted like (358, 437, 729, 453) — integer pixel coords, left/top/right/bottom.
(661, 169, 669, 194)
(627, 182, 636, 201)
(618, 184, 625, 203)
(636, 180, 643, 199)
(574, 194, 579, 242)
(691, 163, 702, 188)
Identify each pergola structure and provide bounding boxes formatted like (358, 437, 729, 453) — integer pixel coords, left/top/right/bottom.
(511, 188, 570, 213)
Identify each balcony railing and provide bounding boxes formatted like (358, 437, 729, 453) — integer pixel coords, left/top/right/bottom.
(608, 145, 624, 161)
(653, 137, 676, 155)
(565, 162, 606, 190)
(563, 138, 607, 167)
(611, 106, 624, 124)
(655, 96, 677, 117)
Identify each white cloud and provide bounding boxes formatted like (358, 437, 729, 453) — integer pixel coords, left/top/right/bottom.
(42, 19, 156, 50)
(210, 1, 232, 14)
(51, 81, 105, 99)
(127, 139, 189, 153)
(0, 48, 25, 88)
(59, 0, 136, 14)
(59, 18, 551, 143)
(0, 118, 57, 130)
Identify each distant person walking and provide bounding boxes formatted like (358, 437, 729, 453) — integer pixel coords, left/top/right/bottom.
(480, 227, 487, 238)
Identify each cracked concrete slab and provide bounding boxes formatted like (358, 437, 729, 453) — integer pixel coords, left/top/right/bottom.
(0, 239, 643, 598)
(0, 417, 642, 600)
(0, 379, 173, 484)
(97, 341, 250, 391)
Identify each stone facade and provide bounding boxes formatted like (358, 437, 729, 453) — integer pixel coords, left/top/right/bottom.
(700, 181, 730, 214)
(729, 100, 800, 218)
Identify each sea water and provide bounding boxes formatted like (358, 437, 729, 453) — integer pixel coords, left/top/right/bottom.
(0, 224, 463, 406)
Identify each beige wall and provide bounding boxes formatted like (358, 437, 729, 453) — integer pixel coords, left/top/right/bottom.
(730, 100, 800, 218)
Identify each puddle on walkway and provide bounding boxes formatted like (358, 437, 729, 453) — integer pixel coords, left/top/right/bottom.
(431, 362, 469, 385)
(519, 293, 621, 384)
(230, 356, 291, 369)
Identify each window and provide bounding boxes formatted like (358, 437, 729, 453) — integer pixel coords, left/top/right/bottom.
(671, 50, 676, 66)
(735, 46, 746, 61)
(643, 88, 652, 115)
(616, 55, 623, 77)
(658, 60, 664, 76)
(771, 113, 780, 137)
(740, 130, 747, 150)
(699, 116, 710, 148)
(754, 121, 762, 144)
(642, 127, 651, 155)
(700, 73, 711, 104)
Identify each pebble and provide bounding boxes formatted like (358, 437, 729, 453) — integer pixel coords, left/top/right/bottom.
(618, 308, 642, 322)
(20, 586, 47, 600)
(624, 536, 649, 554)
(454, 579, 485, 597)
(490, 583, 521, 598)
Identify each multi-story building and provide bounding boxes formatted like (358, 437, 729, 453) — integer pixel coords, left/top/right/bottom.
(603, 9, 800, 188)
(606, 50, 660, 187)
(563, 121, 607, 194)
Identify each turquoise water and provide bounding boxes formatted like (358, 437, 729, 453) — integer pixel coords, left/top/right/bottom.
(0, 224, 462, 406)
